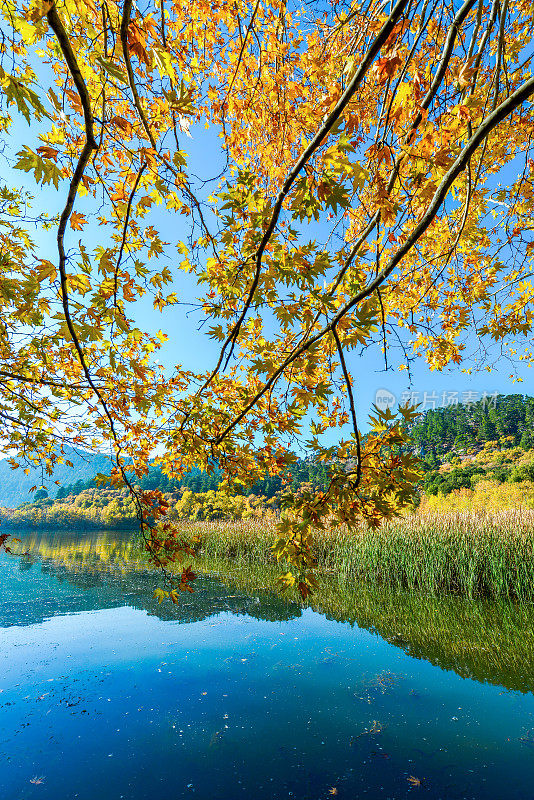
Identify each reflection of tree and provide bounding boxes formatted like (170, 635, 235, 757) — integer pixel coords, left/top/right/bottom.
(7, 531, 534, 696)
(3, 531, 303, 628)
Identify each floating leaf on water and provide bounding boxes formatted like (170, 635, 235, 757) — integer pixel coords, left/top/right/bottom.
(407, 775, 423, 787)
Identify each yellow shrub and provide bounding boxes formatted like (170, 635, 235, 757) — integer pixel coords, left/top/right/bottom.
(421, 480, 534, 513)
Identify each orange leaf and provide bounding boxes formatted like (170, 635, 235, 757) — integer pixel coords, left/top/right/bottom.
(70, 212, 87, 231)
(27, 0, 52, 23)
(111, 116, 134, 137)
(373, 53, 401, 84)
(37, 145, 59, 162)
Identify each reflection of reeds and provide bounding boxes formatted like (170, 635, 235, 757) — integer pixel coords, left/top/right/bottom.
(198, 556, 534, 695)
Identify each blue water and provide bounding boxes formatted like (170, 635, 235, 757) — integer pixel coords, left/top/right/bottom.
(2, 532, 534, 799)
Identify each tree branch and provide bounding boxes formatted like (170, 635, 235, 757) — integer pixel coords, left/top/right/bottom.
(332, 325, 361, 487)
(114, 161, 147, 309)
(211, 0, 411, 375)
(47, 2, 174, 584)
(211, 72, 534, 445)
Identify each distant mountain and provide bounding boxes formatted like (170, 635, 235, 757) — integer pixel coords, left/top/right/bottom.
(0, 448, 113, 509)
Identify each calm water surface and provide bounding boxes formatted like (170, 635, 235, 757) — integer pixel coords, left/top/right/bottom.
(2, 531, 534, 800)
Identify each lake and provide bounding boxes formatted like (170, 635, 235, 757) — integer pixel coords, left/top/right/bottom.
(2, 530, 534, 799)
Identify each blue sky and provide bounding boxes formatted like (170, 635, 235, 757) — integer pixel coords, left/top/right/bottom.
(124, 124, 534, 434)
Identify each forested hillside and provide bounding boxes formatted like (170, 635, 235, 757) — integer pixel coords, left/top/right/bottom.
(52, 394, 534, 502)
(2, 394, 534, 522)
(408, 394, 534, 456)
(56, 460, 329, 502)
(408, 394, 534, 497)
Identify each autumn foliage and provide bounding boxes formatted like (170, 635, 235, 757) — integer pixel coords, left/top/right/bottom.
(1, 0, 534, 593)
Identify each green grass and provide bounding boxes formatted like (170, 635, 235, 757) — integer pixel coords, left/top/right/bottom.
(334, 510, 534, 600)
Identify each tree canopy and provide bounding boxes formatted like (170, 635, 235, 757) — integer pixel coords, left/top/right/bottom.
(1, 0, 534, 593)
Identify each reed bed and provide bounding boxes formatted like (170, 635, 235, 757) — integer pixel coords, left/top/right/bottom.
(179, 509, 534, 601)
(335, 510, 534, 600)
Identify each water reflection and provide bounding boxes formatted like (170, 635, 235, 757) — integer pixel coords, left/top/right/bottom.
(2, 531, 534, 800)
(6, 529, 534, 694)
(2, 531, 302, 627)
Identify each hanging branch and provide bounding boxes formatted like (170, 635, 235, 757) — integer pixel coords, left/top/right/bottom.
(211, 72, 534, 445)
(47, 2, 175, 588)
(332, 325, 362, 487)
(329, 0, 478, 296)
(197, 0, 479, 411)
(120, 0, 218, 256)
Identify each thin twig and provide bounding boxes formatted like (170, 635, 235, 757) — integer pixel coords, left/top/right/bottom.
(114, 161, 147, 308)
(332, 325, 362, 486)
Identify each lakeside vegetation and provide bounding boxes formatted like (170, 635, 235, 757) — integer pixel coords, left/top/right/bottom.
(16, 530, 534, 695)
(414, 395, 534, 496)
(3, 395, 534, 600)
(187, 510, 534, 601)
(9, 507, 534, 601)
